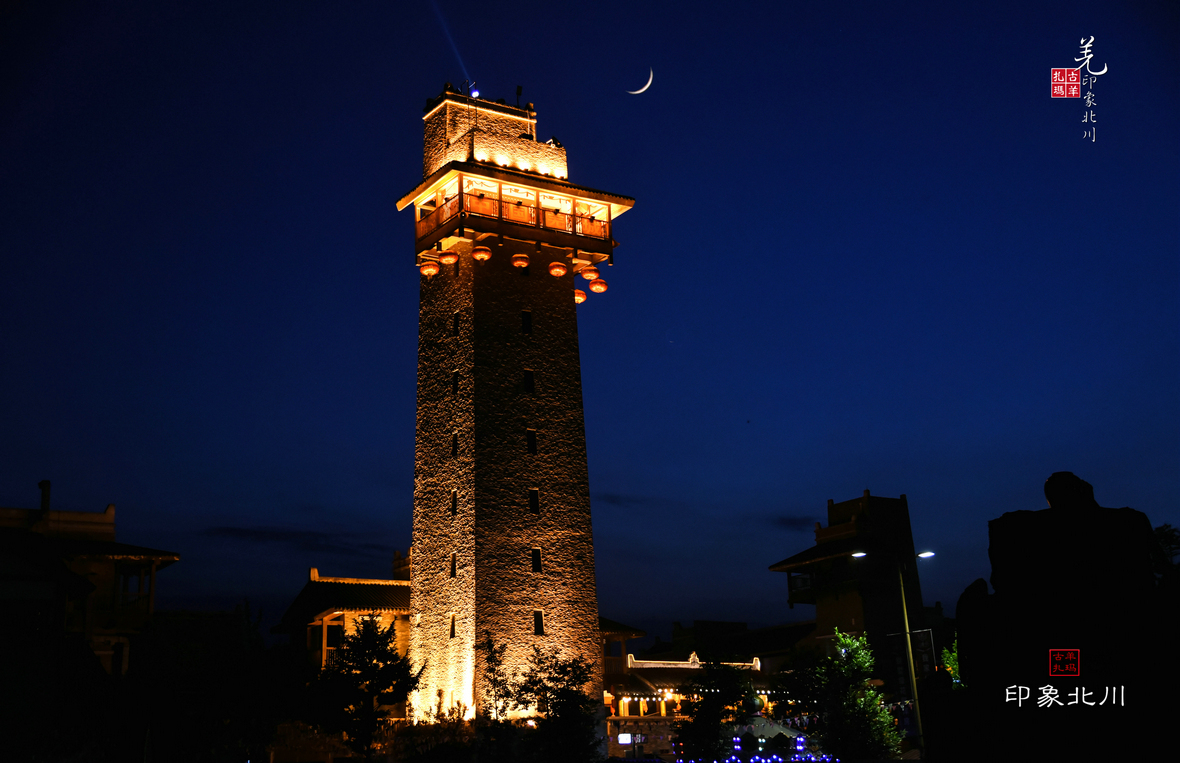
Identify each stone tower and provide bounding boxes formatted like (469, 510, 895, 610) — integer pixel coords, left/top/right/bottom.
(396, 85, 634, 719)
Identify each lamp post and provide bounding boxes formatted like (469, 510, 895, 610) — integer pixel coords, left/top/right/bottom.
(851, 550, 934, 758)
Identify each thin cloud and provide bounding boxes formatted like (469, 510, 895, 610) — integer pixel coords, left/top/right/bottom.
(593, 492, 658, 506)
(203, 526, 391, 558)
(771, 515, 816, 531)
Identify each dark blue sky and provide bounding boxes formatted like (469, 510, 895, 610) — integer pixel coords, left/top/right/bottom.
(2, 0, 1176, 639)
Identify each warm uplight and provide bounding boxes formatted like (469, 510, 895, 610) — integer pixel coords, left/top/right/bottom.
(420, 261, 440, 277)
(918, 551, 936, 558)
(574, 289, 586, 304)
(472, 246, 491, 261)
(511, 253, 530, 268)
(588, 278, 607, 293)
(474, 151, 488, 162)
(580, 266, 600, 281)
(495, 155, 509, 166)
(439, 250, 458, 265)
(548, 262, 567, 277)
(851, 552, 867, 557)
(518, 160, 531, 171)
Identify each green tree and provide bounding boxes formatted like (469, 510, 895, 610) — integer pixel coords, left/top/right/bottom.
(940, 637, 966, 690)
(673, 662, 757, 762)
(816, 629, 902, 761)
(512, 645, 602, 763)
(308, 612, 422, 760)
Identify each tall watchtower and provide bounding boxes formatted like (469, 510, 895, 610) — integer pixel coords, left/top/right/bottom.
(395, 85, 634, 719)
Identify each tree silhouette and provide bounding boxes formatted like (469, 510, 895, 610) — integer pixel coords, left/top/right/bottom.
(513, 645, 602, 763)
(476, 631, 514, 720)
(673, 662, 757, 762)
(309, 613, 421, 760)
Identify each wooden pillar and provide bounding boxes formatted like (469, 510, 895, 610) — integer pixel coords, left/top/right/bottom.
(321, 615, 328, 668)
(148, 562, 157, 614)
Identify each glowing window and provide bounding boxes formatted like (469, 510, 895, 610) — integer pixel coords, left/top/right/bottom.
(539, 193, 572, 214)
(501, 184, 536, 204)
(575, 199, 606, 219)
(463, 177, 498, 196)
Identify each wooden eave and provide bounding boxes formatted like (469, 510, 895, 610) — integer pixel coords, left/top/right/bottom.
(396, 160, 635, 220)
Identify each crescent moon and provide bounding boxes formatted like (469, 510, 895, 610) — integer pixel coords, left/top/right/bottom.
(627, 68, 653, 94)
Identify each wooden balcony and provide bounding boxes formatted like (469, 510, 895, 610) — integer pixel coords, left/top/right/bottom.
(414, 187, 614, 256)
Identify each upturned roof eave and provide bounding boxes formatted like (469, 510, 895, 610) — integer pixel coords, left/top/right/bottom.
(395, 160, 635, 216)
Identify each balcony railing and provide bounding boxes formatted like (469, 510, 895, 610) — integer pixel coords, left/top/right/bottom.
(415, 184, 610, 244)
(415, 195, 462, 240)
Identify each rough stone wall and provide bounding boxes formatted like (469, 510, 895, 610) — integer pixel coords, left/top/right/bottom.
(410, 246, 478, 717)
(408, 235, 600, 719)
(471, 131, 566, 177)
(423, 100, 567, 178)
(470, 238, 600, 712)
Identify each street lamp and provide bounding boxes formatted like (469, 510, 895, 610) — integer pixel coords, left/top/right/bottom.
(850, 550, 934, 757)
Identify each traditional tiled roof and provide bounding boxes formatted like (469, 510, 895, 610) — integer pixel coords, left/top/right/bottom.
(45, 537, 180, 568)
(599, 616, 645, 639)
(273, 579, 410, 634)
(767, 536, 862, 572)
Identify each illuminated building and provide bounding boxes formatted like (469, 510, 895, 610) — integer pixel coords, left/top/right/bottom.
(273, 565, 411, 673)
(395, 84, 634, 719)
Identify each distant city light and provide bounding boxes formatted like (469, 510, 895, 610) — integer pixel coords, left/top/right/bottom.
(851, 552, 867, 557)
(918, 551, 935, 557)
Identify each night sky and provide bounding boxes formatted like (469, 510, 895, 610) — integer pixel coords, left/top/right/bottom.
(2, 0, 1177, 640)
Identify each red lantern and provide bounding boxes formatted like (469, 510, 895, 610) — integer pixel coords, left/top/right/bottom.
(512, 253, 530, 268)
(580, 266, 600, 281)
(420, 261, 440, 277)
(472, 246, 491, 261)
(439, 250, 458, 265)
(574, 289, 587, 304)
(548, 262, 568, 277)
(588, 278, 607, 293)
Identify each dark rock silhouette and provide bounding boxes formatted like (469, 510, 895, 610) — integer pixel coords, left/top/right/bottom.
(947, 473, 1169, 762)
